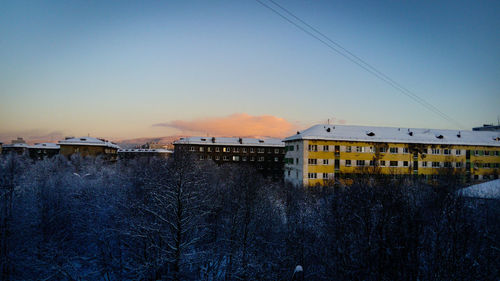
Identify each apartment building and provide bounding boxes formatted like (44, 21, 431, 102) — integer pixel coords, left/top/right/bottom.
(118, 148, 172, 159)
(1, 138, 30, 155)
(58, 137, 120, 160)
(28, 143, 60, 160)
(174, 137, 285, 178)
(284, 124, 500, 186)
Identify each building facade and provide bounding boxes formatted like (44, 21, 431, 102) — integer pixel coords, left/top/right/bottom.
(1, 138, 30, 156)
(58, 137, 120, 160)
(174, 137, 285, 178)
(28, 143, 60, 160)
(118, 148, 172, 159)
(284, 125, 500, 186)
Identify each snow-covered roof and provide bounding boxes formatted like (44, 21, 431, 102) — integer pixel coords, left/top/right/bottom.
(458, 179, 500, 199)
(31, 143, 60, 149)
(59, 137, 121, 149)
(285, 124, 500, 147)
(174, 137, 284, 147)
(2, 143, 30, 148)
(118, 148, 173, 153)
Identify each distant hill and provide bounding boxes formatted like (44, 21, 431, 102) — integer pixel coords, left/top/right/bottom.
(115, 135, 185, 149)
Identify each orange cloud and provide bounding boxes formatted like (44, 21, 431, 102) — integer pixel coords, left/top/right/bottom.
(153, 113, 297, 138)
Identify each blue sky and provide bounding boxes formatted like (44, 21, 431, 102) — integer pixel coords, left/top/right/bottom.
(1, 0, 499, 141)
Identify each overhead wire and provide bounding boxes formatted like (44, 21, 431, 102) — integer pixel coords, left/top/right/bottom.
(255, 0, 464, 129)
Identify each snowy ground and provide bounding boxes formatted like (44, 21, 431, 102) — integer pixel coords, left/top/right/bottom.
(458, 179, 500, 199)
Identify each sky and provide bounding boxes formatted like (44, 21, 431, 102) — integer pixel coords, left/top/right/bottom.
(1, 0, 499, 143)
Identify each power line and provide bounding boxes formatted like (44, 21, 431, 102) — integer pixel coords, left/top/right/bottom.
(255, 0, 464, 129)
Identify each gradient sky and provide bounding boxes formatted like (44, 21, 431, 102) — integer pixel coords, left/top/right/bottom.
(1, 0, 499, 142)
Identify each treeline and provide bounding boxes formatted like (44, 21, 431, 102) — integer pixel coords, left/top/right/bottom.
(0, 154, 499, 280)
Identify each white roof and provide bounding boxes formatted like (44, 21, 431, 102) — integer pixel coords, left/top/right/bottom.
(31, 143, 60, 149)
(284, 124, 500, 147)
(118, 148, 173, 153)
(3, 143, 30, 148)
(458, 179, 500, 199)
(174, 137, 284, 147)
(59, 137, 121, 149)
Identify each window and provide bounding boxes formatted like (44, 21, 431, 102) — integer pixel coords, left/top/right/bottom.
(258, 148, 265, 153)
(232, 156, 240, 161)
(369, 147, 374, 153)
(323, 145, 329, 151)
(485, 150, 490, 156)
(242, 148, 247, 153)
(346, 146, 352, 152)
(274, 148, 279, 154)
(356, 160, 365, 166)
(207, 147, 211, 152)
(443, 149, 450, 155)
(207, 155, 212, 160)
(250, 156, 255, 161)
(455, 162, 462, 168)
(250, 148, 255, 153)
(287, 145, 294, 151)
(403, 161, 409, 167)
(296, 145, 299, 150)
(296, 158, 299, 164)
(403, 148, 409, 154)
(267, 149, 272, 154)
(380, 160, 386, 166)
(308, 173, 317, 179)
(199, 155, 205, 160)
(369, 160, 375, 166)
(421, 161, 427, 167)
(379, 147, 387, 153)
(431, 148, 440, 155)
(258, 156, 265, 162)
(215, 147, 220, 152)
(443, 162, 452, 168)
(323, 159, 329, 165)
(308, 159, 318, 165)
(274, 157, 279, 162)
(308, 145, 318, 151)
(287, 170, 291, 176)
(223, 156, 229, 161)
(455, 149, 461, 155)
(215, 156, 220, 160)
(234, 147, 239, 153)
(474, 150, 479, 156)
(432, 162, 440, 168)
(323, 173, 329, 179)
(495, 151, 499, 156)
(345, 160, 351, 167)
(189, 146, 195, 152)
(356, 146, 364, 153)
(390, 161, 398, 167)
(390, 147, 398, 154)
(483, 163, 490, 168)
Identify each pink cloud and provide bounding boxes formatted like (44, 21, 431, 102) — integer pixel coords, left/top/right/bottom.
(153, 113, 297, 138)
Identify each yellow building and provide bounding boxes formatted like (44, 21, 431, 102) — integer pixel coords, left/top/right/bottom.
(58, 137, 120, 160)
(284, 125, 500, 186)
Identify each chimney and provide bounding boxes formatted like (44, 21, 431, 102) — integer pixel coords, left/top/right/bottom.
(239, 138, 243, 144)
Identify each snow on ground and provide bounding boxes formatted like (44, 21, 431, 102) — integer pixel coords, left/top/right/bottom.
(458, 179, 500, 199)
